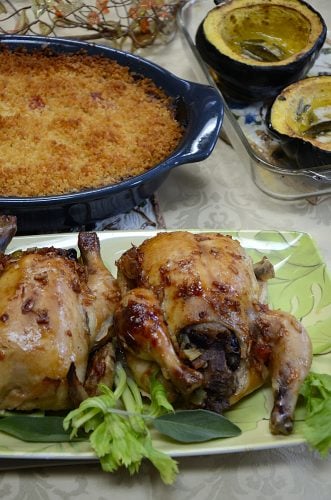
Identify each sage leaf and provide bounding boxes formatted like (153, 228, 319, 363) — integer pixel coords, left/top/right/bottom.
(0, 415, 81, 442)
(154, 409, 241, 443)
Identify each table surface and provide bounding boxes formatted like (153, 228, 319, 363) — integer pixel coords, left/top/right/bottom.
(1, 1, 331, 498)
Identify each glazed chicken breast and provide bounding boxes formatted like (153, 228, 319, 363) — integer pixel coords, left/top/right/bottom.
(0, 216, 119, 411)
(115, 231, 312, 435)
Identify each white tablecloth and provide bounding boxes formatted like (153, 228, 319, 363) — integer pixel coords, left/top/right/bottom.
(1, 1, 330, 498)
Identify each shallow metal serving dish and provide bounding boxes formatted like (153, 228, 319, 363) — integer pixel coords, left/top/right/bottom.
(0, 35, 223, 235)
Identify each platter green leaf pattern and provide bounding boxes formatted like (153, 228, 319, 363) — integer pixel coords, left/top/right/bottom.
(2, 229, 331, 459)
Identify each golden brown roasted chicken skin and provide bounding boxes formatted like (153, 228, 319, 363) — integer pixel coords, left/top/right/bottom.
(0, 219, 312, 436)
(115, 231, 312, 435)
(0, 217, 120, 411)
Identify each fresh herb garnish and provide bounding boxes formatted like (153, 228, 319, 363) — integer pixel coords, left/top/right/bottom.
(3, 367, 331, 480)
(0, 363, 242, 483)
(63, 364, 178, 484)
(154, 409, 241, 443)
(299, 371, 331, 457)
(0, 415, 74, 442)
(63, 363, 241, 483)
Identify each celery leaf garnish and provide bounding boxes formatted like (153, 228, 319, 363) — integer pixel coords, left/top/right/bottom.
(299, 372, 331, 457)
(63, 364, 178, 484)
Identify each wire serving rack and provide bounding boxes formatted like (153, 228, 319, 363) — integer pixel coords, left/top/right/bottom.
(0, 0, 182, 50)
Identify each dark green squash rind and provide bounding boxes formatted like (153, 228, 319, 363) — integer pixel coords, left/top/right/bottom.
(266, 77, 331, 169)
(195, 0, 327, 103)
(267, 124, 331, 169)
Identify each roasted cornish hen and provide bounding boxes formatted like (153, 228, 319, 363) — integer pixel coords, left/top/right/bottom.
(0, 219, 312, 436)
(0, 216, 119, 410)
(115, 231, 312, 435)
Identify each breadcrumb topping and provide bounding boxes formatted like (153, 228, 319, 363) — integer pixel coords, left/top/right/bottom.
(0, 49, 183, 197)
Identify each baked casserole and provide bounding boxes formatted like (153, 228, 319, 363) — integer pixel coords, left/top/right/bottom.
(0, 49, 183, 197)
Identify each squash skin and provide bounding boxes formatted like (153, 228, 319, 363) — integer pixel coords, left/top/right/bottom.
(266, 76, 331, 169)
(195, 0, 327, 103)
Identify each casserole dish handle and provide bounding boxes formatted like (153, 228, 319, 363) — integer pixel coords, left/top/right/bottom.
(173, 80, 224, 165)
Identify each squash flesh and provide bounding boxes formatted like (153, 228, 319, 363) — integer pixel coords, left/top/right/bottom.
(203, 0, 325, 66)
(270, 77, 331, 151)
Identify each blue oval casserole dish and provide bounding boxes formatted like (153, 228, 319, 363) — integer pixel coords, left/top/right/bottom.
(0, 35, 224, 234)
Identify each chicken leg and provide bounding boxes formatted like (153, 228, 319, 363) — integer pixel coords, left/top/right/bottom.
(259, 309, 312, 435)
(115, 287, 203, 395)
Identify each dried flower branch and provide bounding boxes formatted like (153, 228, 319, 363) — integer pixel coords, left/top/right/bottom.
(0, 0, 182, 50)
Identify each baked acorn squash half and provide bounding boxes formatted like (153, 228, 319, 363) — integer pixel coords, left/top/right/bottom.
(267, 75, 331, 169)
(195, 0, 327, 102)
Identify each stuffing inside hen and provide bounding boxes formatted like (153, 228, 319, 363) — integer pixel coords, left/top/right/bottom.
(0, 216, 119, 411)
(115, 231, 312, 435)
